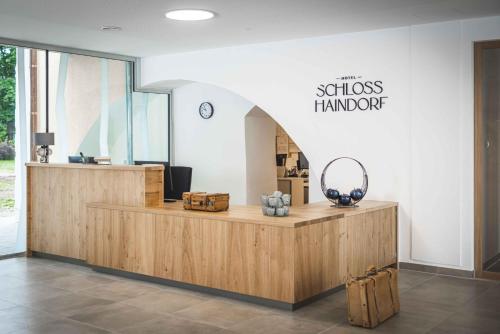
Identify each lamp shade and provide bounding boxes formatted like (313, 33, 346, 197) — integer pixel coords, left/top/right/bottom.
(33, 132, 54, 146)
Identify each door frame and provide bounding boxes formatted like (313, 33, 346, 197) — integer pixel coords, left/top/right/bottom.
(474, 39, 500, 280)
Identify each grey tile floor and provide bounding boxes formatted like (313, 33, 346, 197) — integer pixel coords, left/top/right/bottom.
(0, 216, 18, 256)
(0, 257, 499, 334)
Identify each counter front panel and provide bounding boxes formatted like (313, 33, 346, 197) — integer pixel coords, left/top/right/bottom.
(86, 201, 397, 304)
(27, 163, 164, 260)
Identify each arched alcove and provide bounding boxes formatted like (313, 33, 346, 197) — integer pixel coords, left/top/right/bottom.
(244, 107, 277, 205)
(167, 80, 310, 205)
(244, 106, 310, 205)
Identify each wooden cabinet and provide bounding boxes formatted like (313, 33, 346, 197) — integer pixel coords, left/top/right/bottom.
(88, 209, 296, 302)
(86, 201, 397, 305)
(343, 206, 398, 278)
(293, 206, 397, 301)
(87, 209, 156, 276)
(27, 163, 163, 260)
(278, 177, 308, 206)
(276, 135, 288, 154)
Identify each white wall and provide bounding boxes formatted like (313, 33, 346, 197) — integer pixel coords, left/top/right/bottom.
(172, 82, 253, 204)
(142, 16, 500, 271)
(245, 107, 277, 205)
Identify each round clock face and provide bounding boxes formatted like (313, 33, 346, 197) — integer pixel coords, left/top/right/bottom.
(199, 102, 214, 119)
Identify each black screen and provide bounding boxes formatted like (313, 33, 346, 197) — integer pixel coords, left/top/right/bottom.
(298, 152, 309, 170)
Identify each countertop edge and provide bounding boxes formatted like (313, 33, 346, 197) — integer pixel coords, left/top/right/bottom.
(25, 163, 165, 171)
(86, 202, 345, 228)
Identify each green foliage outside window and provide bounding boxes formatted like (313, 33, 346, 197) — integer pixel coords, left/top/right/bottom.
(0, 46, 16, 145)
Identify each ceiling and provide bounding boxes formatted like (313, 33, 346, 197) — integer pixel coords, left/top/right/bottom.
(0, 0, 499, 57)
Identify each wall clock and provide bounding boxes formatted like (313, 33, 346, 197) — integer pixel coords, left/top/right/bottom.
(199, 102, 214, 119)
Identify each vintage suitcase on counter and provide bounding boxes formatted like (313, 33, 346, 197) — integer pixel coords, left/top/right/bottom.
(183, 192, 230, 212)
(182, 192, 206, 209)
(346, 266, 400, 329)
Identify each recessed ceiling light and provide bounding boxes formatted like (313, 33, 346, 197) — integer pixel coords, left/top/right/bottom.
(165, 9, 215, 21)
(100, 25, 122, 31)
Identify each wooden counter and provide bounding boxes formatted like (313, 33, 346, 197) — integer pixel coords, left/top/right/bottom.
(27, 163, 164, 260)
(26, 162, 397, 309)
(88, 201, 345, 228)
(86, 200, 397, 307)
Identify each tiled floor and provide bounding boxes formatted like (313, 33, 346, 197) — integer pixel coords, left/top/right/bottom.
(0, 257, 499, 334)
(0, 216, 18, 256)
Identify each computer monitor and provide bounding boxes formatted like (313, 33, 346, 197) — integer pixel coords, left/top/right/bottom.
(297, 152, 309, 170)
(134, 161, 174, 201)
(169, 166, 193, 200)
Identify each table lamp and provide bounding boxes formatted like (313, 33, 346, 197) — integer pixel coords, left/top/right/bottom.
(33, 132, 54, 163)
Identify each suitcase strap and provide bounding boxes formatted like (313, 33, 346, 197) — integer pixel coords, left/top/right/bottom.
(367, 277, 381, 325)
(359, 282, 371, 327)
(367, 270, 398, 323)
(386, 270, 398, 314)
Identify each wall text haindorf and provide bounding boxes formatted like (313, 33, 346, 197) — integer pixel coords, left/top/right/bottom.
(315, 76, 388, 112)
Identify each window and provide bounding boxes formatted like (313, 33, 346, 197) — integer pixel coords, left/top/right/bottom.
(132, 92, 170, 162)
(31, 50, 170, 164)
(0, 44, 169, 256)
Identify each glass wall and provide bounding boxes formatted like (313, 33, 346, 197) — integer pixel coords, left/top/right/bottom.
(0, 45, 169, 256)
(132, 92, 169, 162)
(31, 51, 169, 164)
(33, 51, 135, 164)
(0, 45, 18, 256)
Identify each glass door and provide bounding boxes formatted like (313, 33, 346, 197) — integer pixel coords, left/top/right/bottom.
(475, 40, 500, 279)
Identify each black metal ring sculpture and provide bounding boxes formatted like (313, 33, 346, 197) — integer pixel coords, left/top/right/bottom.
(321, 157, 368, 207)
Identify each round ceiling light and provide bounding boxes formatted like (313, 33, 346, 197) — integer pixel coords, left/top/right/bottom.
(165, 9, 215, 21)
(100, 25, 122, 31)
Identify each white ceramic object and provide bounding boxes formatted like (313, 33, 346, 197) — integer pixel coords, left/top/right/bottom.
(266, 207, 276, 216)
(260, 192, 290, 217)
(272, 191, 283, 198)
(282, 194, 291, 206)
(283, 206, 289, 215)
(276, 207, 285, 216)
(260, 195, 269, 206)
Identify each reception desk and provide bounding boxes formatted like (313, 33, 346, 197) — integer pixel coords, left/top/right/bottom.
(86, 200, 397, 308)
(27, 163, 397, 309)
(26, 163, 164, 260)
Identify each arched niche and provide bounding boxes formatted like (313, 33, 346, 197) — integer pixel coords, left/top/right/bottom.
(163, 80, 310, 205)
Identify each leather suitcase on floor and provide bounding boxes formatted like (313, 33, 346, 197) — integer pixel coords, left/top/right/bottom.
(346, 266, 400, 328)
(185, 192, 230, 212)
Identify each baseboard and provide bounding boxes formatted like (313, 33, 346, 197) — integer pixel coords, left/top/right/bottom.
(92, 265, 343, 311)
(0, 252, 25, 261)
(30, 251, 340, 310)
(31, 251, 88, 266)
(399, 261, 474, 278)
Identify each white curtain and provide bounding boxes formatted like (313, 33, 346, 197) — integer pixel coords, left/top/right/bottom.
(55, 53, 69, 161)
(136, 92, 150, 159)
(14, 48, 30, 253)
(99, 59, 109, 156)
